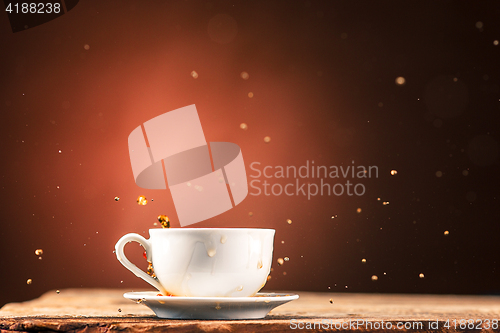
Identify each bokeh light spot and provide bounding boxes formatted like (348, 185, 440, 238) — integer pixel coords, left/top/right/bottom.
(395, 76, 406, 85)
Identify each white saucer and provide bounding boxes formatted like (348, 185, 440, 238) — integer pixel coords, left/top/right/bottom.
(123, 291, 299, 319)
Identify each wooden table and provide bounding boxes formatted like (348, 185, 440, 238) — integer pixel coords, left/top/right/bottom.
(1, 289, 499, 332)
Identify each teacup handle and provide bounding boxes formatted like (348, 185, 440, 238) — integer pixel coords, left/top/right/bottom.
(115, 233, 166, 294)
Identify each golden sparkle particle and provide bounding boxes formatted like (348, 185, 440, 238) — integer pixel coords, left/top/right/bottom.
(137, 195, 147, 205)
(157, 215, 170, 228)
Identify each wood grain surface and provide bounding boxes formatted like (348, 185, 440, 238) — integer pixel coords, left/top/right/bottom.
(1, 289, 499, 332)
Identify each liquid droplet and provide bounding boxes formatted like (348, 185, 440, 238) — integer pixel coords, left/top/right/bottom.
(264, 136, 271, 143)
(329, 298, 333, 304)
(220, 235, 227, 244)
(248, 92, 254, 98)
(444, 230, 449, 236)
(118, 308, 122, 312)
(331, 215, 338, 219)
(284, 257, 289, 261)
(267, 275, 272, 281)
(157, 215, 170, 228)
(371, 275, 378, 281)
(35, 249, 43, 256)
(419, 273, 425, 278)
(147, 263, 155, 277)
(26, 279, 32, 285)
(240, 72, 249, 80)
(137, 195, 147, 205)
(114, 196, 120, 201)
(240, 123, 248, 130)
(191, 71, 199, 79)
(236, 285, 243, 291)
(390, 170, 397, 175)
(257, 260, 263, 269)
(356, 208, 362, 213)
(207, 248, 216, 257)
(383, 201, 389, 205)
(286, 219, 292, 224)
(56, 290, 60, 294)
(277, 258, 284, 266)
(361, 258, 366, 263)
(248, 212, 253, 217)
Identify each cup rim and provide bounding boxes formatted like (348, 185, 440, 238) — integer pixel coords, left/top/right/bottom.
(149, 228, 275, 232)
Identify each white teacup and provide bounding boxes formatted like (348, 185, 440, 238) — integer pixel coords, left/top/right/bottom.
(115, 228, 275, 297)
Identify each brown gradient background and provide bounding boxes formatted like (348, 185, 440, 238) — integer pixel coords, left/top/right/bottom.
(1, 1, 500, 307)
